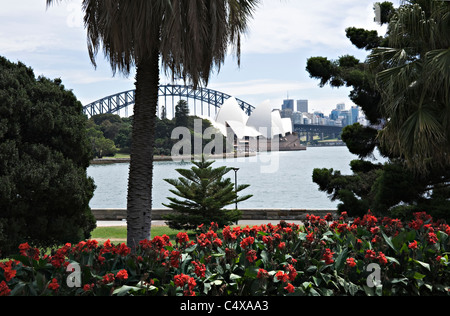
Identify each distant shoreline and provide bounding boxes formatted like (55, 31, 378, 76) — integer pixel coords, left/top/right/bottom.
(90, 152, 258, 165)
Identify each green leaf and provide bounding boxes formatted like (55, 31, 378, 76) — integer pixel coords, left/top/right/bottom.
(185, 244, 198, 253)
(391, 278, 408, 285)
(113, 286, 143, 296)
(260, 250, 270, 266)
(334, 248, 348, 272)
(381, 230, 397, 253)
(414, 260, 430, 271)
(230, 273, 242, 281)
(386, 256, 400, 265)
(306, 265, 318, 274)
(348, 282, 360, 296)
(413, 272, 426, 280)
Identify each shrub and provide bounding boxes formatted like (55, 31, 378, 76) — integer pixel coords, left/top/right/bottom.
(163, 157, 252, 231)
(0, 57, 96, 257)
(0, 211, 449, 296)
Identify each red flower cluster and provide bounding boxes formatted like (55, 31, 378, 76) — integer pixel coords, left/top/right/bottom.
(18, 243, 40, 260)
(116, 269, 128, 281)
(2, 210, 449, 297)
(174, 274, 196, 296)
(192, 261, 206, 278)
(240, 236, 255, 249)
(48, 278, 59, 292)
(323, 248, 335, 265)
(346, 258, 357, 268)
(0, 260, 18, 282)
(365, 250, 388, 265)
(176, 232, 190, 245)
(0, 281, 11, 296)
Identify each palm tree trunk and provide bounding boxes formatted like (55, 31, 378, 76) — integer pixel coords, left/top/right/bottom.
(127, 49, 160, 249)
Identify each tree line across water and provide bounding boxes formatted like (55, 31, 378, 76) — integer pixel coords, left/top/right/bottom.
(87, 100, 220, 158)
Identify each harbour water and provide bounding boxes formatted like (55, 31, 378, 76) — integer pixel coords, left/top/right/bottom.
(87, 147, 385, 210)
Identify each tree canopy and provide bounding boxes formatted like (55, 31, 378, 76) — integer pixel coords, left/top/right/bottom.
(306, 1, 450, 222)
(0, 57, 96, 256)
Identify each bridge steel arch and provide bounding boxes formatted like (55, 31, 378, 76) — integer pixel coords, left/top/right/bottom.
(83, 84, 255, 118)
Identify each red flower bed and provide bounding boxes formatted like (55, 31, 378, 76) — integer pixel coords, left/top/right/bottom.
(1, 211, 449, 296)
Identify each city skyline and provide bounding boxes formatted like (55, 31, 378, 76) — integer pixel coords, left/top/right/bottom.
(1, 1, 399, 115)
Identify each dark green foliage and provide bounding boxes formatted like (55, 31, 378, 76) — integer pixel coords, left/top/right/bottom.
(312, 161, 382, 218)
(163, 158, 252, 231)
(305, 57, 337, 88)
(175, 100, 189, 128)
(87, 103, 224, 157)
(0, 56, 96, 257)
(87, 114, 131, 156)
(307, 1, 450, 223)
(345, 27, 381, 50)
(341, 123, 379, 159)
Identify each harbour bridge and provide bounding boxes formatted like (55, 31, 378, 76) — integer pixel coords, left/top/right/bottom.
(83, 84, 255, 118)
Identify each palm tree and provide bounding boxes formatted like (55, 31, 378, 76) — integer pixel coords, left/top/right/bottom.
(368, 0, 450, 173)
(47, 0, 259, 248)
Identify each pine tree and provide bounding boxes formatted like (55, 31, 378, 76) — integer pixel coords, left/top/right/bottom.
(163, 157, 252, 231)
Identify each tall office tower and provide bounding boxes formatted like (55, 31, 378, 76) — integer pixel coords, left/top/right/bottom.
(282, 99, 294, 111)
(297, 100, 308, 113)
(336, 103, 345, 110)
(351, 106, 359, 124)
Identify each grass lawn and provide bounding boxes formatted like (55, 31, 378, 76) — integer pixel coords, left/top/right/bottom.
(91, 226, 197, 244)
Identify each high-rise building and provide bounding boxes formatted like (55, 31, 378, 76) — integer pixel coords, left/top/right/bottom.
(297, 100, 308, 113)
(282, 99, 294, 111)
(351, 106, 359, 125)
(336, 103, 346, 110)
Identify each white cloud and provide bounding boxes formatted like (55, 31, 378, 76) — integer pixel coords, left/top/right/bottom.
(210, 79, 316, 97)
(0, 0, 395, 115)
(242, 0, 388, 55)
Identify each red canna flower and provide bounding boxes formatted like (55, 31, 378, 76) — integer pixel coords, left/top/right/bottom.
(378, 252, 388, 265)
(246, 250, 257, 263)
(323, 248, 335, 265)
(408, 240, 418, 250)
(213, 238, 223, 247)
(275, 271, 289, 283)
(174, 274, 197, 296)
(176, 232, 190, 244)
(18, 242, 31, 256)
(370, 226, 380, 234)
(102, 273, 115, 284)
(365, 249, 377, 260)
(48, 278, 60, 292)
(240, 236, 255, 249)
(346, 258, 357, 268)
(192, 261, 206, 278)
(427, 232, 438, 244)
(284, 283, 295, 293)
(286, 264, 298, 281)
(0, 260, 17, 282)
(0, 281, 11, 296)
(337, 223, 349, 233)
(116, 269, 128, 281)
(170, 250, 182, 268)
(257, 269, 269, 279)
(83, 283, 95, 292)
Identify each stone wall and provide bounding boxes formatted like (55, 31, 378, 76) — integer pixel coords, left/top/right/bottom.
(92, 208, 336, 222)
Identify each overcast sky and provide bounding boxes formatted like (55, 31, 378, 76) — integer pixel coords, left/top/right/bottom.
(0, 0, 400, 116)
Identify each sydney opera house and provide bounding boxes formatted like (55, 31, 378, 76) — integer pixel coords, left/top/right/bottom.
(210, 98, 305, 152)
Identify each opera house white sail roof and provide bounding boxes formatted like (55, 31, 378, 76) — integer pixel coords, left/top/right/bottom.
(212, 97, 293, 139)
